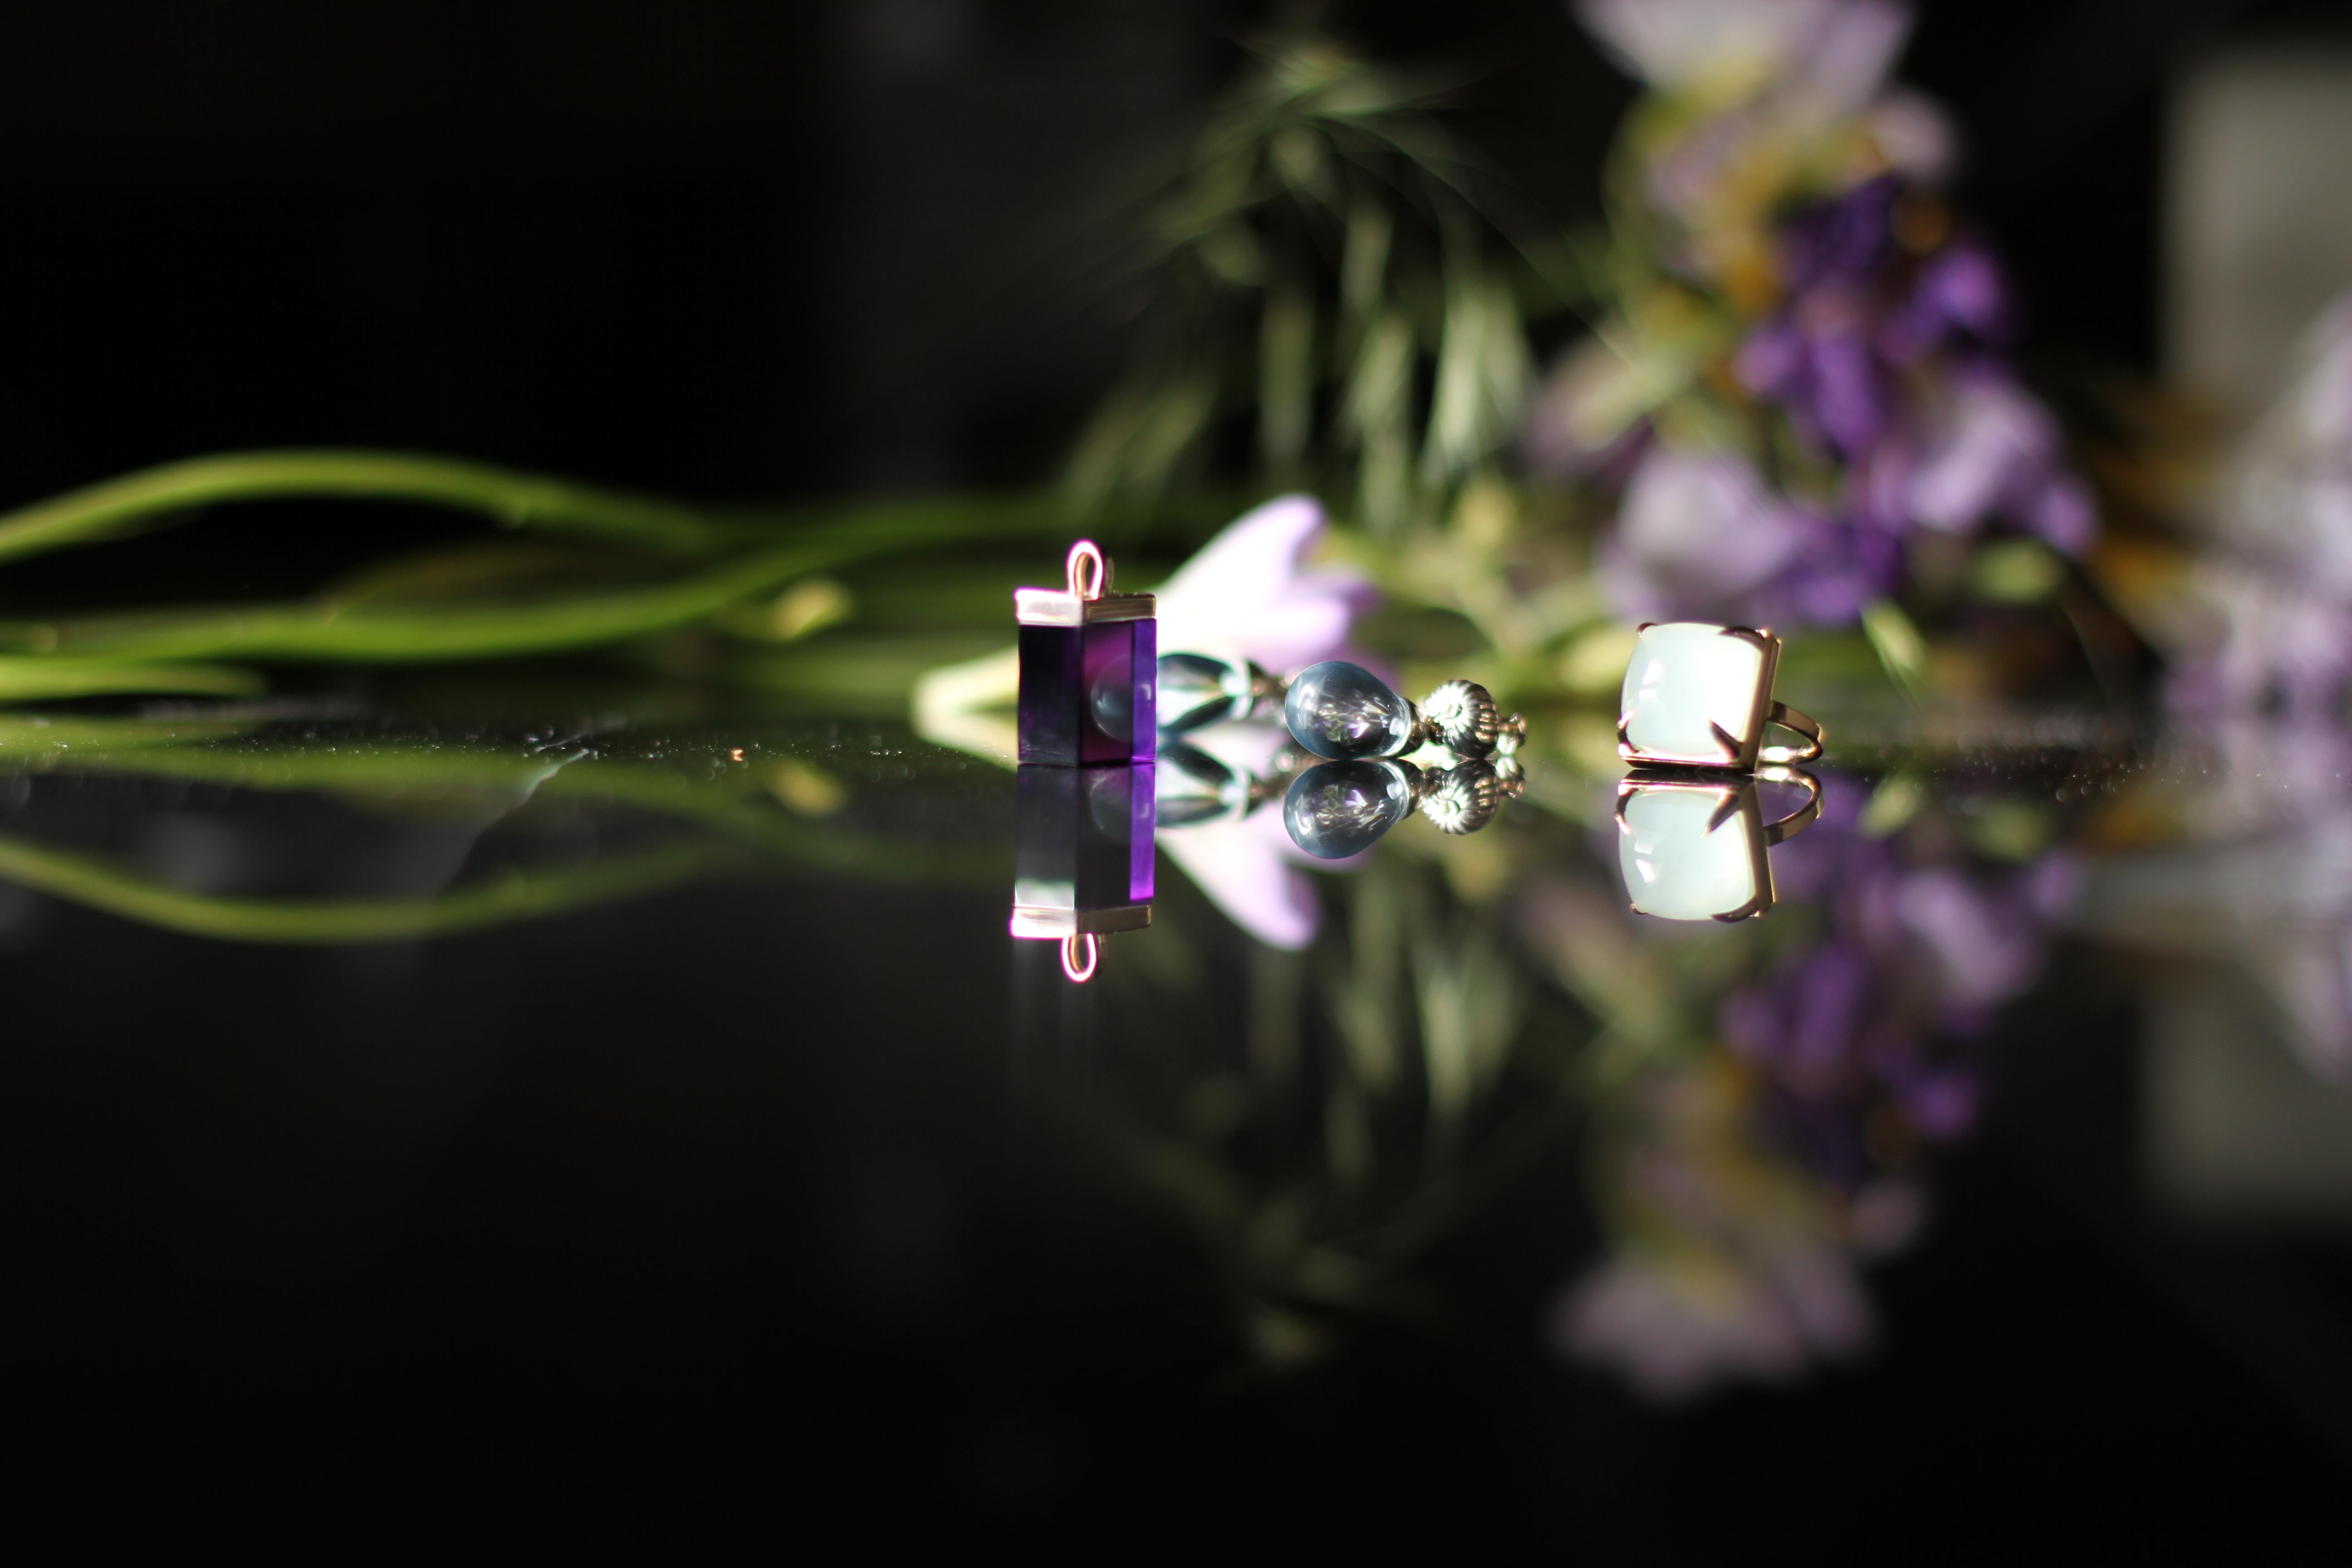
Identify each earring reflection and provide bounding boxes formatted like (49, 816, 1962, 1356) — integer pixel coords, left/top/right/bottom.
(1153, 737, 1300, 826)
(1283, 754, 1519, 859)
(1614, 766, 1821, 921)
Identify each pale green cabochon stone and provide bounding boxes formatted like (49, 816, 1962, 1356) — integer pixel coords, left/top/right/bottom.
(1620, 622, 1768, 763)
(1617, 786, 1759, 920)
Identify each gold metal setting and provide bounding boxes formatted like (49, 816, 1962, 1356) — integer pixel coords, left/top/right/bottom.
(1014, 539, 1156, 627)
(1616, 623, 1826, 771)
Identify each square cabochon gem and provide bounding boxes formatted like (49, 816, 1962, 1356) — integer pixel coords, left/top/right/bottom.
(1619, 621, 1778, 768)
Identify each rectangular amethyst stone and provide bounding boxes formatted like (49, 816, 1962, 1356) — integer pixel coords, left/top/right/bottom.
(1008, 763, 1156, 938)
(1016, 615, 1156, 766)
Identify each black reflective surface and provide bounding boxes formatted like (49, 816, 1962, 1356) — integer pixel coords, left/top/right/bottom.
(2, 691, 2346, 1547)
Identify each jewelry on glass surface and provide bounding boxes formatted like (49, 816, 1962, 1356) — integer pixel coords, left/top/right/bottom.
(1283, 660, 1512, 761)
(1016, 540, 1157, 767)
(1614, 765, 1821, 922)
(1617, 622, 1823, 770)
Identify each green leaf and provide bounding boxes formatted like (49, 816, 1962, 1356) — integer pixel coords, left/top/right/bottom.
(1860, 597, 1932, 704)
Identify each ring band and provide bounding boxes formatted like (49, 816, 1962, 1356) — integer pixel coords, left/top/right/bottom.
(1759, 701, 1823, 767)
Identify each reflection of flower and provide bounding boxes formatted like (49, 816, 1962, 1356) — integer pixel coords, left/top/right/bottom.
(1154, 494, 1375, 676)
(1142, 498, 1373, 950)
(1545, 1057, 1887, 1401)
(2169, 296, 2352, 715)
(1155, 720, 1330, 951)
(1556, 1237, 1874, 1402)
(2077, 718, 2352, 1079)
(1729, 775, 2074, 1136)
(1157, 804, 1322, 951)
(1544, 773, 2073, 1400)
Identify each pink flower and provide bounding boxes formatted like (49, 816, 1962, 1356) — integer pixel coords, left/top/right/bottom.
(1158, 800, 1324, 951)
(1154, 494, 1375, 675)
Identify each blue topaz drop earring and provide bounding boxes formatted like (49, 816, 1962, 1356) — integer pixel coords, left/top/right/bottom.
(1617, 622, 1822, 770)
(1282, 660, 1506, 761)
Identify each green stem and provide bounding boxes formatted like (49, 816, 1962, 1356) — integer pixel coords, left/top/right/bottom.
(2, 540, 857, 663)
(0, 449, 729, 565)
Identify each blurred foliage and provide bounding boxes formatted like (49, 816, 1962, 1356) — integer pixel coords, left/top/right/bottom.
(1068, 32, 1550, 536)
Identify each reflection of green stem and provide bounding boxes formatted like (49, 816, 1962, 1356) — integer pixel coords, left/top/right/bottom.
(0, 449, 728, 564)
(19, 737, 1005, 886)
(0, 834, 740, 943)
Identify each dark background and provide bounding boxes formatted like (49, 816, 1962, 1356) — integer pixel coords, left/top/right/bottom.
(0, 0, 2343, 514)
(3, 0, 2350, 1550)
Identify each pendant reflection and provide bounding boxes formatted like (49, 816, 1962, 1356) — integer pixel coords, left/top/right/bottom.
(1009, 763, 1156, 980)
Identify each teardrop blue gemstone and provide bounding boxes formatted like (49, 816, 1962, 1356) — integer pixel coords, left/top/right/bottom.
(1156, 652, 1249, 733)
(1284, 661, 1413, 760)
(1283, 760, 1415, 859)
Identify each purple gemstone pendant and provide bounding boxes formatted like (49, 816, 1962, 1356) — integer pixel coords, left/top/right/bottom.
(1016, 541, 1157, 766)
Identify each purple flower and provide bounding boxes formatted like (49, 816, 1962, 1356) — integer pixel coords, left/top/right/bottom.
(1881, 368, 2095, 553)
(1596, 446, 1901, 627)
(1594, 449, 1813, 620)
(1882, 240, 2010, 360)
